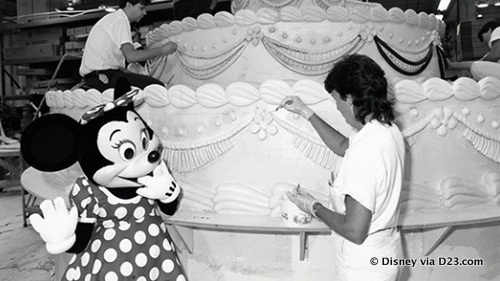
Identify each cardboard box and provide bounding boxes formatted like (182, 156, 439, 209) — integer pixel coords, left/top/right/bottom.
(66, 27, 75, 36)
(73, 26, 88, 36)
(64, 41, 86, 51)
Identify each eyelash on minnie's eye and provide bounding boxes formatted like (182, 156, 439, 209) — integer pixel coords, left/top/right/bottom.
(111, 140, 125, 149)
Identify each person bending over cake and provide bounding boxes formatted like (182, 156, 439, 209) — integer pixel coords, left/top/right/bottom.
(470, 20, 500, 81)
(278, 54, 405, 281)
(445, 20, 500, 81)
(79, 0, 177, 91)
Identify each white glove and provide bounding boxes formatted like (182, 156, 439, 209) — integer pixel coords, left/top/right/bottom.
(137, 161, 181, 203)
(29, 197, 78, 254)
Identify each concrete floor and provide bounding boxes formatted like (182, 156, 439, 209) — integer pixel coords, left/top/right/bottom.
(0, 186, 55, 281)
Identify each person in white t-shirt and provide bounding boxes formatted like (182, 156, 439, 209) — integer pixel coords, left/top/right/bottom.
(278, 54, 405, 281)
(80, 0, 177, 91)
(470, 21, 500, 80)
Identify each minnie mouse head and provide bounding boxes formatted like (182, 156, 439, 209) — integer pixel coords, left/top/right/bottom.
(21, 78, 179, 202)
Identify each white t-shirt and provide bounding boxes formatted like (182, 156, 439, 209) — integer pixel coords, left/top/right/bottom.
(489, 26, 500, 49)
(330, 120, 405, 234)
(79, 9, 132, 76)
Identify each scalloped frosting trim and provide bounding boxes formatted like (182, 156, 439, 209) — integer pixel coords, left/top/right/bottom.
(146, 5, 444, 45)
(394, 76, 500, 104)
(45, 80, 332, 109)
(45, 78, 500, 111)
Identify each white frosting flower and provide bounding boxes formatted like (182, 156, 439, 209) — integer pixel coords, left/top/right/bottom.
(250, 108, 278, 140)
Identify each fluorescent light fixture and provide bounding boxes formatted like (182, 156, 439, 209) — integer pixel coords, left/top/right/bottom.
(98, 4, 116, 12)
(476, 0, 489, 8)
(436, 14, 444, 20)
(437, 0, 452, 11)
(495, 0, 500, 6)
(477, 13, 483, 18)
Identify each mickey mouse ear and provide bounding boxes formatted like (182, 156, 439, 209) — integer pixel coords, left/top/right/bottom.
(114, 77, 131, 100)
(21, 114, 80, 172)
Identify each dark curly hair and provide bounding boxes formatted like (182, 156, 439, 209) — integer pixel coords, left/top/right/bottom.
(119, 0, 151, 8)
(477, 21, 500, 43)
(324, 54, 394, 125)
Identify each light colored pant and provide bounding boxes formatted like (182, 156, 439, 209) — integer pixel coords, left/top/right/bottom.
(470, 61, 500, 81)
(332, 228, 402, 281)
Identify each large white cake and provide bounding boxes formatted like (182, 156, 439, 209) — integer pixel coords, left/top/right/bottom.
(43, 0, 500, 279)
(146, 0, 444, 89)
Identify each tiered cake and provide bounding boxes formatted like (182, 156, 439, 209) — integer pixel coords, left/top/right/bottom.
(43, 0, 500, 279)
(146, 0, 444, 89)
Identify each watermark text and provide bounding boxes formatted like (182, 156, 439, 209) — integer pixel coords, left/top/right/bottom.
(370, 257, 484, 267)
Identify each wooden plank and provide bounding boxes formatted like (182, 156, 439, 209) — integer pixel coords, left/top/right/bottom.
(164, 207, 500, 258)
(166, 205, 500, 233)
(165, 211, 331, 233)
(399, 206, 500, 229)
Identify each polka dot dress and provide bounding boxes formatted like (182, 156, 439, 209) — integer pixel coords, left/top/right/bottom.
(64, 177, 187, 281)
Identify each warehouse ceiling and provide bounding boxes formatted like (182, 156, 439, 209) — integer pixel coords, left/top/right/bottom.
(0, 0, 447, 17)
(0, 0, 461, 21)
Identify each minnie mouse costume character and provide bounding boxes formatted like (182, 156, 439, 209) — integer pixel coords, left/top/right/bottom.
(21, 78, 187, 281)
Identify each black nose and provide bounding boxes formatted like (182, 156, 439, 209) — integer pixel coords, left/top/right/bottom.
(148, 150, 161, 163)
